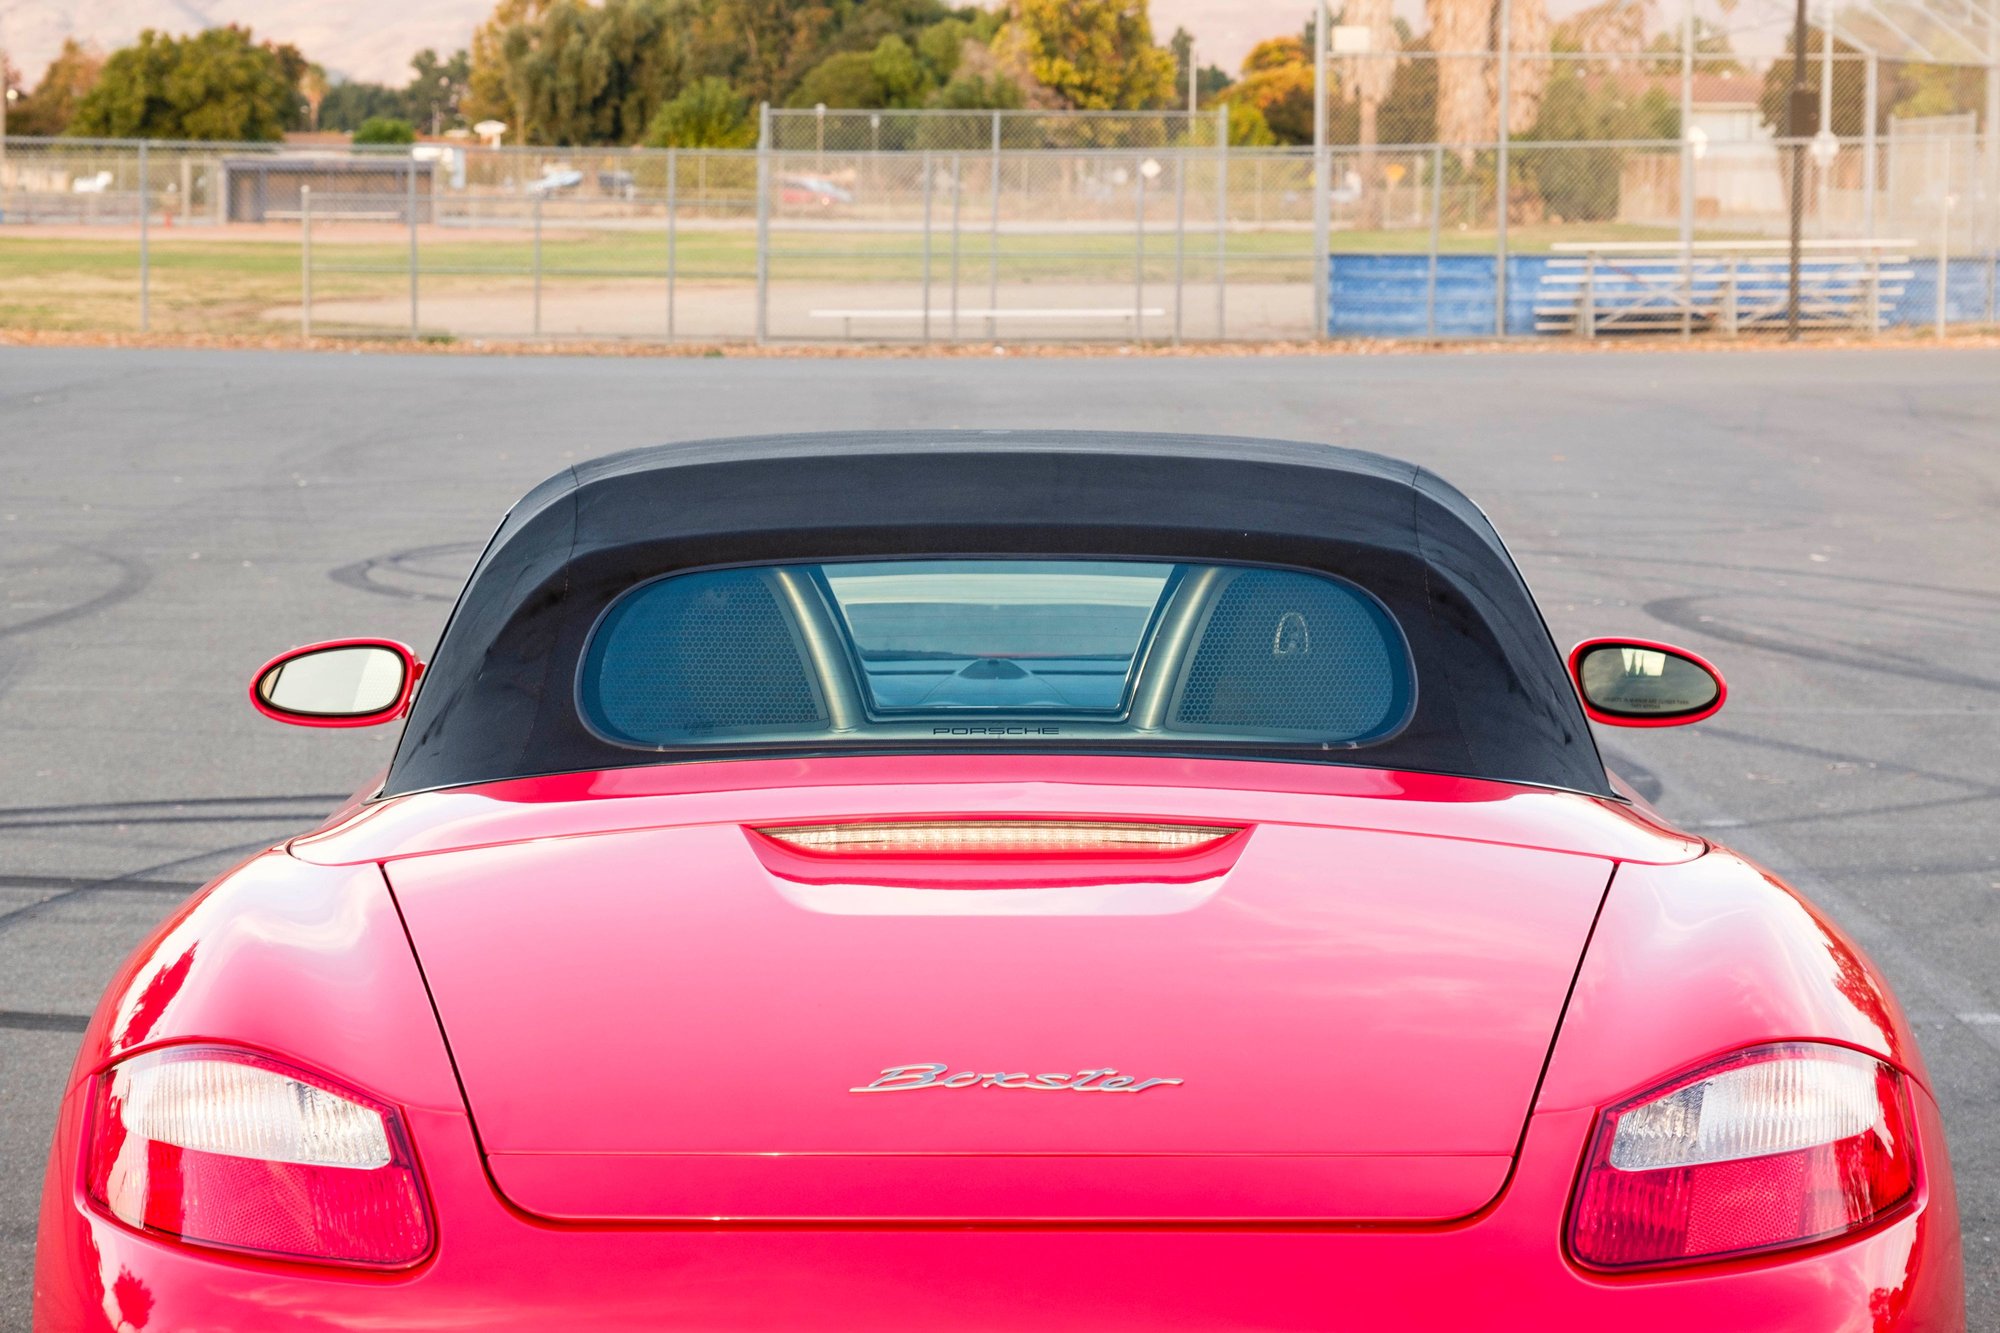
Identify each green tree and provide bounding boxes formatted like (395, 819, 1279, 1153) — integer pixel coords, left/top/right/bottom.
(993, 0, 1178, 110)
(1521, 54, 1677, 220)
(788, 34, 934, 109)
(319, 79, 408, 132)
(931, 72, 1025, 111)
(1218, 37, 1313, 143)
(464, 0, 553, 132)
(788, 51, 885, 107)
(916, 18, 972, 83)
(354, 116, 418, 143)
(481, 0, 696, 145)
(68, 27, 302, 141)
(643, 75, 756, 146)
(8, 39, 106, 136)
(1218, 101, 1277, 145)
(406, 48, 472, 133)
(319, 48, 471, 134)
(1888, 62, 1983, 120)
(1758, 35, 1984, 137)
(689, 0, 839, 106)
(1644, 20, 1740, 75)
(868, 35, 929, 104)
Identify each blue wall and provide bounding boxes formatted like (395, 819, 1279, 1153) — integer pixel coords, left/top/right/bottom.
(1328, 252, 1999, 338)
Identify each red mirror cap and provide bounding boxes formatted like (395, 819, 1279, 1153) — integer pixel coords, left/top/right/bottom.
(248, 639, 424, 729)
(1568, 637, 1727, 729)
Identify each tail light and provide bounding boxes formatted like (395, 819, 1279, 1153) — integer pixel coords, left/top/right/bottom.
(1569, 1042, 1916, 1270)
(85, 1046, 431, 1268)
(756, 820, 1240, 855)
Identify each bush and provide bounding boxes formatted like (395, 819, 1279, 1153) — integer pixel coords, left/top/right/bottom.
(353, 116, 417, 144)
(643, 78, 756, 149)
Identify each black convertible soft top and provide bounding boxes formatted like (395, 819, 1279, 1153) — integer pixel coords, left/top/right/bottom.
(384, 431, 1608, 797)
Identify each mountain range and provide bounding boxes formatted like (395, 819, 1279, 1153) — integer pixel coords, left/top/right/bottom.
(5, 0, 498, 84)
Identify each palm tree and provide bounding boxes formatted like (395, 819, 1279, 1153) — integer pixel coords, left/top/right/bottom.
(301, 65, 329, 131)
(1427, 0, 1549, 162)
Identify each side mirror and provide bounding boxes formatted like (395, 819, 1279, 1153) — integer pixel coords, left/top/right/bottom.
(249, 640, 422, 728)
(1568, 638, 1725, 728)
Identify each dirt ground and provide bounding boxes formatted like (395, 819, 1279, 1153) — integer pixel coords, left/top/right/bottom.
(270, 278, 1321, 344)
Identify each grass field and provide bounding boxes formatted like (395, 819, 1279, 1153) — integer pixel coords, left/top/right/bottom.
(0, 219, 1710, 338)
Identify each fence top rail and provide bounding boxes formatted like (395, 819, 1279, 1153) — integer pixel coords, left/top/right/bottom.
(1551, 239, 1918, 254)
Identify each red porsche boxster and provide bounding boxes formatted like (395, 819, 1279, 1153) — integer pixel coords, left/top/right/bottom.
(34, 433, 1963, 1330)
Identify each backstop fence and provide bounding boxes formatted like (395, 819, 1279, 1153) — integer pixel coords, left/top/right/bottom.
(0, 48, 1993, 344)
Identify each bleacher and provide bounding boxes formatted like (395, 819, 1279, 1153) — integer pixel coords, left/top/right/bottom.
(1534, 240, 1915, 337)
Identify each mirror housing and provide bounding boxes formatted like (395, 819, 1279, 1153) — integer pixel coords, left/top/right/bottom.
(1568, 638, 1725, 728)
(250, 640, 422, 728)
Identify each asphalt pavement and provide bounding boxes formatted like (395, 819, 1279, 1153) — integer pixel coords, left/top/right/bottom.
(1, 345, 1995, 1328)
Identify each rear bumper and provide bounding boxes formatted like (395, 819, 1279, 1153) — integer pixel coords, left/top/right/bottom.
(35, 1093, 1965, 1332)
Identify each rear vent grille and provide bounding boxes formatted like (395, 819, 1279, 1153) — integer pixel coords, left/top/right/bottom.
(755, 821, 1241, 855)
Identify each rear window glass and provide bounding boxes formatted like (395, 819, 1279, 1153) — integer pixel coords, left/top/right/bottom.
(578, 559, 1414, 751)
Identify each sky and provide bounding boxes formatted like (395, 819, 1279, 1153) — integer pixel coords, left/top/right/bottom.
(1153, 1, 1300, 74)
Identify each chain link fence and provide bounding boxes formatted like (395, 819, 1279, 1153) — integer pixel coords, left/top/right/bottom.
(0, 45, 1993, 344)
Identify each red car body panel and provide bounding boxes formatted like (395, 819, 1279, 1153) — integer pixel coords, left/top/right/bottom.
(386, 816, 1605, 1222)
(290, 755, 1708, 867)
(33, 756, 1964, 1330)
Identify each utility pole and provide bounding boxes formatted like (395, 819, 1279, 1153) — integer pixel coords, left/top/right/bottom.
(1786, 0, 1811, 339)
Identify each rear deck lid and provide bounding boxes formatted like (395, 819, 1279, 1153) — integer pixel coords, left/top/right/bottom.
(387, 813, 1611, 1224)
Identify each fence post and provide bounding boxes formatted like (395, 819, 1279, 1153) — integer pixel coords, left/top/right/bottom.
(1581, 251, 1596, 339)
(1936, 150, 1951, 339)
(300, 185, 312, 339)
(755, 103, 771, 345)
(1134, 158, 1147, 342)
(1311, 0, 1330, 339)
(407, 156, 419, 339)
(1863, 53, 1878, 241)
(1724, 254, 1739, 335)
(921, 149, 933, 345)
(949, 152, 964, 341)
(532, 191, 543, 337)
(1495, 0, 1513, 338)
(1679, 0, 1694, 339)
(1987, 28, 1999, 283)
(137, 139, 150, 332)
(1989, 37, 1999, 323)
(988, 111, 1001, 341)
(666, 147, 678, 341)
(1868, 247, 1881, 333)
(1215, 103, 1229, 341)
(1173, 145, 1187, 346)
(1426, 142, 1442, 338)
